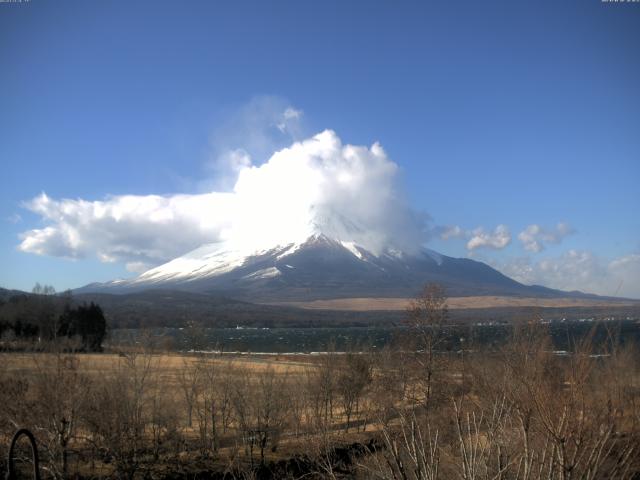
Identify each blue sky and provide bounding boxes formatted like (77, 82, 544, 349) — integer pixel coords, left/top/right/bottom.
(1, 0, 639, 297)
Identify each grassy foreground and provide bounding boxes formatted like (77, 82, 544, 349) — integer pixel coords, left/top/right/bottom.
(1, 322, 639, 479)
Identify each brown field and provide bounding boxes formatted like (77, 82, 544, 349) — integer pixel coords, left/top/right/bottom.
(270, 295, 640, 311)
(1, 322, 639, 479)
(0, 351, 312, 376)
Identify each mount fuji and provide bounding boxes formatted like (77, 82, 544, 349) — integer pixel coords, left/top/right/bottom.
(78, 219, 578, 302)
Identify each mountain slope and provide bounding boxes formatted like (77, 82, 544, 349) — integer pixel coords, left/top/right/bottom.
(78, 234, 585, 301)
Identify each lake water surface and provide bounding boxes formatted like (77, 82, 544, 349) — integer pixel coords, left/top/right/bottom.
(108, 318, 640, 354)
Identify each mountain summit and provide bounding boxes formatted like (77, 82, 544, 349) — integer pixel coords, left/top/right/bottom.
(80, 226, 573, 301)
(76, 185, 586, 302)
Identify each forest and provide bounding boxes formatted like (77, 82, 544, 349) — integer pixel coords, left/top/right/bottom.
(0, 285, 106, 352)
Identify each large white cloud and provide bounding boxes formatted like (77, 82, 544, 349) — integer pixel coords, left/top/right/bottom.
(495, 251, 640, 299)
(19, 191, 234, 270)
(19, 130, 426, 269)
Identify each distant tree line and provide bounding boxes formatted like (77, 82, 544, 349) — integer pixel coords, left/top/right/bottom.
(0, 283, 106, 351)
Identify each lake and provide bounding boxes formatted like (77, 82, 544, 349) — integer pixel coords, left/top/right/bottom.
(108, 317, 640, 354)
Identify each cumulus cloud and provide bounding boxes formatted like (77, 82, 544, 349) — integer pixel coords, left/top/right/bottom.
(518, 222, 574, 253)
(466, 225, 511, 251)
(19, 130, 426, 268)
(227, 130, 425, 254)
(435, 223, 513, 253)
(19, 191, 233, 265)
(495, 251, 640, 299)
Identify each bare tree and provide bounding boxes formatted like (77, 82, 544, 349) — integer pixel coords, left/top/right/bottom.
(177, 356, 201, 428)
(336, 353, 372, 432)
(363, 409, 440, 480)
(147, 357, 180, 462)
(405, 283, 449, 409)
(193, 354, 225, 455)
(307, 352, 338, 431)
(287, 371, 309, 438)
(231, 366, 290, 466)
(31, 353, 89, 479)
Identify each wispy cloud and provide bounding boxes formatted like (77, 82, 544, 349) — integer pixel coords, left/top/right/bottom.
(277, 107, 303, 132)
(435, 225, 465, 241)
(518, 222, 574, 252)
(466, 224, 511, 251)
(434, 223, 511, 251)
(125, 261, 152, 273)
(203, 95, 305, 190)
(438, 222, 575, 256)
(493, 251, 640, 298)
(6, 214, 22, 224)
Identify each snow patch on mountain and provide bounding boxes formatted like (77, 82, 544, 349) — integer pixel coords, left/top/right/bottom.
(276, 242, 303, 260)
(134, 243, 248, 284)
(340, 241, 365, 260)
(243, 267, 281, 280)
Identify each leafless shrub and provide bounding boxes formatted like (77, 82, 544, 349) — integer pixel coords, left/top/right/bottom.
(231, 365, 291, 467)
(193, 353, 229, 456)
(29, 352, 89, 479)
(306, 352, 338, 431)
(361, 409, 440, 480)
(336, 352, 372, 432)
(83, 350, 156, 480)
(177, 356, 200, 429)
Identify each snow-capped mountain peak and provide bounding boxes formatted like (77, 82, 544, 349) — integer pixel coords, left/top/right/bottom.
(126, 226, 403, 289)
(78, 206, 550, 302)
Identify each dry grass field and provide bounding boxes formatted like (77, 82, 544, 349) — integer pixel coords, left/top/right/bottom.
(271, 295, 640, 311)
(1, 320, 640, 479)
(0, 351, 313, 377)
(0, 348, 378, 479)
